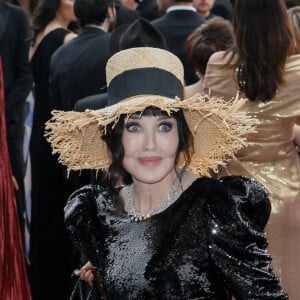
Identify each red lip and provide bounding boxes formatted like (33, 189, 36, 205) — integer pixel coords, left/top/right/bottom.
(138, 157, 161, 166)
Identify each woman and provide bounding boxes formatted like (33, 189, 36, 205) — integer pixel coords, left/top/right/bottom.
(46, 47, 287, 299)
(288, 5, 300, 53)
(29, 1, 77, 299)
(185, 16, 234, 97)
(203, 0, 300, 298)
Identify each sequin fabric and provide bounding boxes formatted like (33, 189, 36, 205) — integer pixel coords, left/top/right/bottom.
(204, 53, 300, 213)
(204, 53, 300, 298)
(64, 176, 288, 299)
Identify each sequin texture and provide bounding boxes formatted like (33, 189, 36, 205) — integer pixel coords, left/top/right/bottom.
(64, 176, 288, 299)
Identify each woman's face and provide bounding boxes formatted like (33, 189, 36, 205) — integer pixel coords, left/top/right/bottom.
(57, 0, 76, 23)
(122, 114, 179, 185)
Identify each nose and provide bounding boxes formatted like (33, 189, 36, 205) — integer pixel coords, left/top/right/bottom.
(143, 128, 157, 152)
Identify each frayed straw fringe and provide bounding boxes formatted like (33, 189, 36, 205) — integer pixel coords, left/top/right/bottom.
(45, 93, 255, 177)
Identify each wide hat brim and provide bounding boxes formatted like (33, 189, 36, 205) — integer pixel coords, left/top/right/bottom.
(45, 93, 255, 177)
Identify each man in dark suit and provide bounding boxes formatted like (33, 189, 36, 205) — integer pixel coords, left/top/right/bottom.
(151, 0, 205, 85)
(73, 93, 108, 112)
(115, 0, 141, 27)
(49, 0, 116, 111)
(73, 17, 168, 112)
(135, 0, 162, 21)
(0, 0, 32, 242)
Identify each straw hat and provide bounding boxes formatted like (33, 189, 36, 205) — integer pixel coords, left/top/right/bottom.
(45, 47, 254, 177)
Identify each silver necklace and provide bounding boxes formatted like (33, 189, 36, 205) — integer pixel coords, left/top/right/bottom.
(127, 171, 186, 222)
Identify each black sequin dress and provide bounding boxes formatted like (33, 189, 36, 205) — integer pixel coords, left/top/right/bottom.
(64, 176, 288, 299)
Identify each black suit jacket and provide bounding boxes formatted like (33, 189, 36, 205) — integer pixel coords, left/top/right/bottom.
(116, 4, 141, 27)
(152, 9, 205, 85)
(0, 1, 32, 134)
(211, 0, 233, 21)
(73, 93, 108, 112)
(136, 0, 162, 21)
(49, 27, 111, 111)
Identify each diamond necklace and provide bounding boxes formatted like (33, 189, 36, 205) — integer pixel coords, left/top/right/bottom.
(126, 170, 186, 222)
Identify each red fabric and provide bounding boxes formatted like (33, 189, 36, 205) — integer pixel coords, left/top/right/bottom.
(0, 59, 31, 299)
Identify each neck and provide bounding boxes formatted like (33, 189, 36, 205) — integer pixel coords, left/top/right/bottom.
(85, 23, 107, 32)
(132, 169, 179, 214)
(50, 15, 71, 30)
(198, 11, 209, 18)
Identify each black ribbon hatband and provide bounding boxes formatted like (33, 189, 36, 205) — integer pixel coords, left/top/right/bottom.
(107, 68, 184, 105)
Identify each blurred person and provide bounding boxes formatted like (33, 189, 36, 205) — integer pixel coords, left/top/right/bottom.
(152, 0, 205, 85)
(28, 1, 77, 299)
(120, 0, 161, 21)
(73, 17, 168, 112)
(185, 16, 234, 97)
(193, 0, 215, 19)
(49, 0, 116, 112)
(203, 0, 300, 298)
(288, 5, 300, 53)
(0, 0, 32, 248)
(288, 6, 300, 158)
(45, 47, 288, 299)
(115, 0, 141, 27)
(135, 0, 162, 20)
(48, 1, 117, 274)
(286, 0, 300, 8)
(211, 0, 233, 21)
(0, 58, 31, 300)
(3, 0, 38, 20)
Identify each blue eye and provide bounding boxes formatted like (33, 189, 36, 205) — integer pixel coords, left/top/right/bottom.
(125, 123, 140, 132)
(159, 122, 172, 132)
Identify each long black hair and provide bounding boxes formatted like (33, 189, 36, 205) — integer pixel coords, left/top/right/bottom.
(233, 0, 295, 101)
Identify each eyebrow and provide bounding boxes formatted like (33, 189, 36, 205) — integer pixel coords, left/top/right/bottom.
(127, 114, 172, 120)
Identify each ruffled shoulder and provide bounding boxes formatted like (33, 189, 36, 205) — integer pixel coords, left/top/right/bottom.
(213, 175, 271, 231)
(64, 184, 112, 257)
(206, 175, 271, 255)
(206, 176, 287, 299)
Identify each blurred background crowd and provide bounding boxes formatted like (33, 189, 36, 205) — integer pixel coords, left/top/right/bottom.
(1, 0, 300, 299)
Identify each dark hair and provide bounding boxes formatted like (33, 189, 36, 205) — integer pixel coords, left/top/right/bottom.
(5, 0, 38, 13)
(102, 107, 194, 187)
(74, 0, 115, 27)
(288, 6, 300, 53)
(286, 0, 300, 9)
(233, 0, 295, 101)
(31, 0, 62, 44)
(185, 17, 234, 76)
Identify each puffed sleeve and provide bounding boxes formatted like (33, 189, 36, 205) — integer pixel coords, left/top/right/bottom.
(207, 176, 288, 299)
(64, 184, 111, 261)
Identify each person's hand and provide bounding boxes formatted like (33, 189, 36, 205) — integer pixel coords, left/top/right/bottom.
(74, 261, 94, 287)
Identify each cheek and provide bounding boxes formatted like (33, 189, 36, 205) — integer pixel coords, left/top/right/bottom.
(122, 133, 141, 156)
(159, 133, 179, 156)
(59, 1, 76, 21)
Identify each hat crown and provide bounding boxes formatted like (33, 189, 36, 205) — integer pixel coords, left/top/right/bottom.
(106, 47, 184, 87)
(119, 18, 168, 51)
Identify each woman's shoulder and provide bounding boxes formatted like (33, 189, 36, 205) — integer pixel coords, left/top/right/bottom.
(191, 175, 270, 230)
(64, 184, 113, 221)
(208, 50, 236, 65)
(285, 54, 300, 72)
